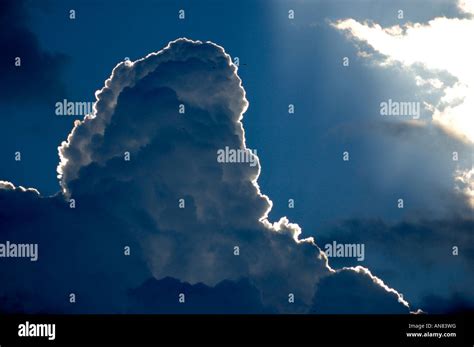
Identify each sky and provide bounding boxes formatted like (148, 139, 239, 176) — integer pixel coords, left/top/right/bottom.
(0, 0, 473, 314)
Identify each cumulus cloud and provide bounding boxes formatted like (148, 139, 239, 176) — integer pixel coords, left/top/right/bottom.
(0, 38, 409, 313)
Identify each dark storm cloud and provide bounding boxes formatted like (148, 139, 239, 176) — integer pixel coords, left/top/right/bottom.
(0, 0, 68, 104)
(127, 276, 273, 313)
(0, 39, 410, 313)
(0, 181, 150, 313)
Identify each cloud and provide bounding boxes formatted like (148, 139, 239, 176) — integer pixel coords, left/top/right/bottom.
(319, 7, 474, 310)
(0, 180, 39, 194)
(0, 180, 151, 313)
(311, 267, 409, 314)
(459, 0, 474, 15)
(329, 4, 474, 312)
(127, 276, 273, 313)
(317, 217, 474, 313)
(0, 38, 410, 313)
(334, 2, 474, 144)
(333, 0, 474, 209)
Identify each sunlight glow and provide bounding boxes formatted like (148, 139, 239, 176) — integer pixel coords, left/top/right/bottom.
(334, 1, 474, 144)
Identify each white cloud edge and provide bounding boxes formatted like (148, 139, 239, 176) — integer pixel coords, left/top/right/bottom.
(0, 180, 40, 195)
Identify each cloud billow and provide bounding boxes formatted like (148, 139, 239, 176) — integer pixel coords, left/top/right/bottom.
(0, 39, 409, 313)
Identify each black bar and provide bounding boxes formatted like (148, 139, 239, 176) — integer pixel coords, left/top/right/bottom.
(0, 314, 472, 345)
